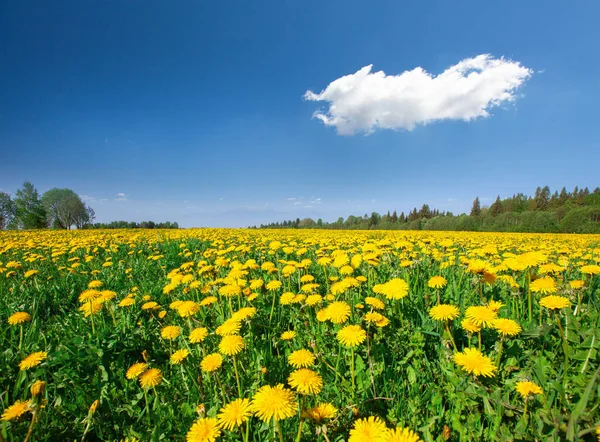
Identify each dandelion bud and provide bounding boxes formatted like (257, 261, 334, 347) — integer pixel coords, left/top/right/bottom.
(196, 404, 206, 416)
(89, 400, 99, 415)
(30, 380, 46, 397)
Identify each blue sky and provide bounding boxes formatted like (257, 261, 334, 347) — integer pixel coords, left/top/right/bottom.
(1, 0, 599, 227)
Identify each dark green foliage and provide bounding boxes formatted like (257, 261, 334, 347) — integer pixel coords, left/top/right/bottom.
(257, 185, 600, 233)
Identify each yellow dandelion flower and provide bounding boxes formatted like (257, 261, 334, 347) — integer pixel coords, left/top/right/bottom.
(428, 276, 447, 289)
(325, 301, 351, 324)
(349, 416, 387, 442)
(288, 349, 316, 368)
(1, 400, 31, 421)
(461, 318, 481, 333)
(190, 327, 209, 343)
(493, 319, 522, 337)
(288, 368, 323, 395)
(453, 348, 497, 377)
(379, 278, 409, 300)
(161, 325, 181, 340)
(280, 331, 296, 340)
(186, 417, 221, 442)
(365, 297, 385, 310)
(464, 306, 497, 328)
(170, 349, 190, 365)
(429, 304, 460, 321)
(219, 335, 245, 356)
(266, 280, 282, 291)
(337, 325, 367, 347)
(30, 380, 46, 397)
(515, 380, 543, 399)
(126, 362, 148, 379)
(530, 277, 557, 295)
(19, 351, 47, 371)
(301, 403, 337, 422)
(383, 426, 422, 442)
(217, 398, 252, 430)
(216, 319, 241, 336)
(139, 368, 162, 389)
(8, 311, 32, 325)
(539, 295, 570, 310)
(119, 297, 135, 307)
(88, 280, 103, 289)
(250, 384, 297, 422)
(201, 353, 223, 372)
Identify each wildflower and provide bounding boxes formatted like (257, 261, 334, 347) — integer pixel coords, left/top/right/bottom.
(161, 325, 181, 340)
(464, 306, 497, 328)
(377, 278, 409, 300)
(453, 348, 497, 377)
(8, 311, 32, 325)
(493, 319, 522, 337)
(30, 380, 46, 396)
(487, 300, 505, 313)
(250, 384, 297, 422)
(581, 264, 600, 275)
(219, 335, 245, 356)
(349, 416, 387, 442)
(176, 301, 199, 317)
(280, 331, 296, 340)
(530, 277, 557, 295)
(383, 427, 423, 442)
(365, 297, 385, 310)
(24, 269, 38, 278)
(288, 368, 323, 395)
(1, 400, 31, 421)
(428, 276, 447, 289)
(569, 280, 584, 290)
(539, 295, 571, 310)
(288, 349, 316, 368)
(126, 362, 148, 379)
(461, 318, 481, 333)
(515, 380, 543, 399)
(190, 327, 209, 343)
(302, 403, 337, 422)
(119, 298, 135, 307)
(186, 417, 221, 442)
(217, 398, 252, 430)
(139, 368, 162, 388)
(201, 353, 223, 372)
(170, 349, 190, 365)
(19, 351, 47, 371)
(429, 304, 460, 321)
(88, 280, 103, 288)
(325, 301, 351, 324)
(337, 325, 367, 347)
(216, 319, 241, 336)
(266, 280, 282, 291)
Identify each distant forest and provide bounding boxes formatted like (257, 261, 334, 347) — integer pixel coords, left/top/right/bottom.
(255, 186, 600, 233)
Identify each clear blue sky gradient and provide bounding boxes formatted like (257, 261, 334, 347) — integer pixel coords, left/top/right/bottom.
(1, 1, 599, 227)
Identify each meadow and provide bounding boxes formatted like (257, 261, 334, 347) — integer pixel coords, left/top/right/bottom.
(1, 229, 599, 441)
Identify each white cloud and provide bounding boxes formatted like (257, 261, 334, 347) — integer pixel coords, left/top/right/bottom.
(114, 192, 128, 202)
(304, 54, 533, 135)
(116, 192, 127, 197)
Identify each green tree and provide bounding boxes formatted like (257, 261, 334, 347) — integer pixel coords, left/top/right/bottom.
(0, 192, 16, 229)
(489, 196, 503, 217)
(14, 182, 47, 229)
(41, 188, 90, 229)
(470, 197, 481, 217)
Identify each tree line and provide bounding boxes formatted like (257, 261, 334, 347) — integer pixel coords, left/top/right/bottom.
(254, 186, 600, 233)
(0, 182, 178, 230)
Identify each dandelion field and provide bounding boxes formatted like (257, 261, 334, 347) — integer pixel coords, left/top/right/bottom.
(1, 229, 599, 441)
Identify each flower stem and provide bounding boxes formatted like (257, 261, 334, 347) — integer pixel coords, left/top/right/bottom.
(555, 314, 569, 373)
(444, 322, 457, 351)
(495, 337, 504, 366)
(275, 420, 284, 442)
(233, 355, 242, 397)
